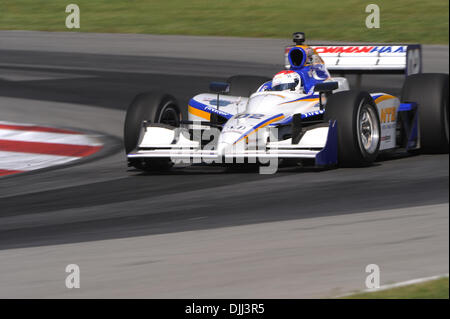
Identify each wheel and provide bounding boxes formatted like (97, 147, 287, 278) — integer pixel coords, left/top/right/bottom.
(124, 92, 181, 171)
(324, 91, 381, 167)
(226, 75, 271, 97)
(401, 73, 449, 153)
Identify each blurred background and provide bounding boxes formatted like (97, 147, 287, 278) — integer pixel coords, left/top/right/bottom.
(0, 0, 448, 299)
(1, 0, 448, 43)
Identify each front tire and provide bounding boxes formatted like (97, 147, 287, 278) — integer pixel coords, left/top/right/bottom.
(124, 92, 180, 171)
(324, 91, 381, 167)
(401, 73, 449, 153)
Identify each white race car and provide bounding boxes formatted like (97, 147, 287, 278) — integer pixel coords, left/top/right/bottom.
(124, 32, 449, 171)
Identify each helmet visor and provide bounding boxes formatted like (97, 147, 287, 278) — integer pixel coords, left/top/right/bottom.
(272, 82, 297, 91)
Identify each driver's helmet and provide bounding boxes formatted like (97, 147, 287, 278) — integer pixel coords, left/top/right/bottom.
(271, 70, 302, 92)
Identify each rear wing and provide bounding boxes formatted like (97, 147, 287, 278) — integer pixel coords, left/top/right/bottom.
(285, 44, 422, 76)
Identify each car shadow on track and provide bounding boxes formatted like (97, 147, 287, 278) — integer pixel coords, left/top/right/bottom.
(128, 163, 340, 176)
(375, 150, 420, 163)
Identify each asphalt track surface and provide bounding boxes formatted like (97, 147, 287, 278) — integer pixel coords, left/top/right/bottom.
(0, 31, 448, 298)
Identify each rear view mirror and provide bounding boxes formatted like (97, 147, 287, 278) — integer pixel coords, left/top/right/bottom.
(209, 82, 230, 94)
(314, 82, 338, 110)
(314, 81, 339, 92)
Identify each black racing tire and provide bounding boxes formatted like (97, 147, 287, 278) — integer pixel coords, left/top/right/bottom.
(401, 73, 449, 153)
(226, 75, 271, 97)
(324, 91, 381, 167)
(124, 92, 180, 154)
(124, 92, 180, 171)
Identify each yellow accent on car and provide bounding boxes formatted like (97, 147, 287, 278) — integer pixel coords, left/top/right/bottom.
(188, 105, 211, 121)
(281, 98, 319, 105)
(380, 107, 397, 123)
(234, 115, 285, 144)
(374, 94, 396, 104)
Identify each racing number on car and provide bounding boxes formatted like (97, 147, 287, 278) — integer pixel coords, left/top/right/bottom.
(235, 113, 265, 120)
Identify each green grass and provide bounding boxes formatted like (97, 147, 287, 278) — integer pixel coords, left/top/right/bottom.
(344, 277, 449, 299)
(0, 1, 448, 44)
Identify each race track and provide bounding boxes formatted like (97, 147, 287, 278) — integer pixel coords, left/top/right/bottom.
(0, 31, 448, 298)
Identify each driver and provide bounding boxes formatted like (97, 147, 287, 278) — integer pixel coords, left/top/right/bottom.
(271, 70, 303, 93)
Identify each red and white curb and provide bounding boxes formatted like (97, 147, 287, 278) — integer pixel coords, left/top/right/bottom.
(0, 121, 103, 177)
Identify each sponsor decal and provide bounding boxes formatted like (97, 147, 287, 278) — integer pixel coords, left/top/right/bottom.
(203, 98, 233, 107)
(312, 46, 406, 54)
(302, 110, 325, 118)
(224, 126, 248, 134)
(203, 106, 231, 117)
(380, 107, 396, 123)
(188, 99, 233, 119)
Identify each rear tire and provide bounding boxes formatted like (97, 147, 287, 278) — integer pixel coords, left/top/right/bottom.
(324, 91, 381, 167)
(124, 92, 180, 171)
(401, 73, 449, 153)
(226, 75, 271, 97)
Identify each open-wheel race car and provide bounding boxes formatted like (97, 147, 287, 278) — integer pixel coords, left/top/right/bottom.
(124, 32, 449, 172)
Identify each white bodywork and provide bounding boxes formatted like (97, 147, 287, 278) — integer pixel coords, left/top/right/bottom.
(129, 41, 415, 165)
(129, 78, 400, 163)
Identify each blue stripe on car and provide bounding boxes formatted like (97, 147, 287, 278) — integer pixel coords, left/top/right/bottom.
(189, 98, 233, 119)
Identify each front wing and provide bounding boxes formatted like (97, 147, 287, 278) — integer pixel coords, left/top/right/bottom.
(128, 121, 338, 166)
